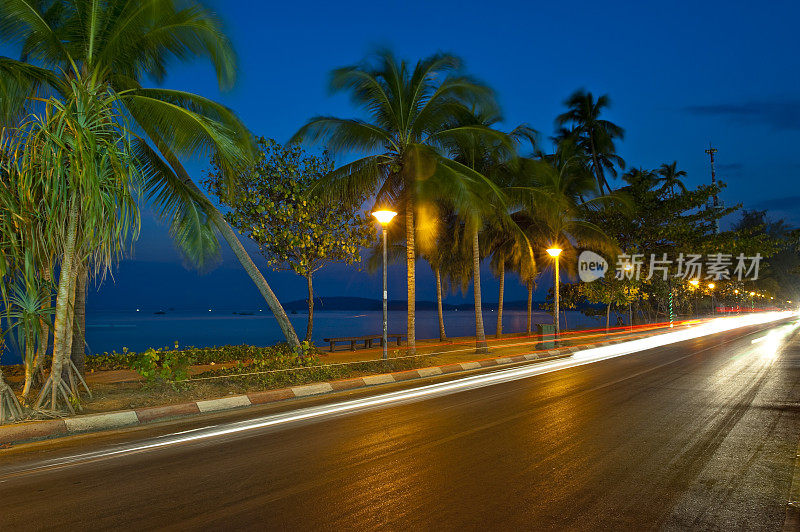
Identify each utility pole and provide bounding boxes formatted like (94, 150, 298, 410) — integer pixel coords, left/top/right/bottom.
(705, 144, 720, 233)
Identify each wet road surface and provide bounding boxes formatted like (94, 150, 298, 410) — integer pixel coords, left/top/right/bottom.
(1, 319, 799, 530)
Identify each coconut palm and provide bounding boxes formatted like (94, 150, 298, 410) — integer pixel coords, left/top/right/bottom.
(292, 50, 499, 352)
(0, 0, 300, 347)
(555, 89, 625, 193)
(656, 161, 688, 196)
(436, 109, 536, 352)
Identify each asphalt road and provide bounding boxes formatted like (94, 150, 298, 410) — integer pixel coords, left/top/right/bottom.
(1, 319, 799, 530)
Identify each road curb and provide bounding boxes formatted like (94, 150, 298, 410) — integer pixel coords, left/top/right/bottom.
(0, 335, 643, 447)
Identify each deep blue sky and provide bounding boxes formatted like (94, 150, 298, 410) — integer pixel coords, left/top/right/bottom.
(30, 0, 800, 310)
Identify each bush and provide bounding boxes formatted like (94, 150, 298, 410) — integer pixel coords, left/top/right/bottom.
(130, 348, 194, 385)
(85, 343, 308, 371)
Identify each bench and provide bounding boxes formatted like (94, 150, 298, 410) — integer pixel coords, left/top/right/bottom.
(322, 334, 405, 352)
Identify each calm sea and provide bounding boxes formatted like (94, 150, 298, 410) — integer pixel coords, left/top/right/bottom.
(1, 309, 621, 364)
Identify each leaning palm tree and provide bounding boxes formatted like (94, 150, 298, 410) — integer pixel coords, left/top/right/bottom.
(555, 89, 625, 193)
(0, 0, 300, 346)
(292, 50, 498, 352)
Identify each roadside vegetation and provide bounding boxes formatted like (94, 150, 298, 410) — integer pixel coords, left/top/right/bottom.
(0, 0, 797, 423)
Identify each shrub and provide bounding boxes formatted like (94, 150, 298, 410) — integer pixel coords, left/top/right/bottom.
(130, 348, 195, 385)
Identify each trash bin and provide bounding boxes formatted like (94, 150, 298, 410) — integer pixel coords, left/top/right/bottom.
(537, 324, 555, 349)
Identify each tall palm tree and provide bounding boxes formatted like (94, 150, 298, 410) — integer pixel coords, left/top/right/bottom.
(439, 110, 534, 352)
(556, 89, 625, 193)
(292, 50, 498, 352)
(656, 161, 688, 197)
(0, 0, 300, 347)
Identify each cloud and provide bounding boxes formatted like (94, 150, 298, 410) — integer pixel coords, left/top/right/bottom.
(751, 195, 800, 212)
(685, 100, 800, 130)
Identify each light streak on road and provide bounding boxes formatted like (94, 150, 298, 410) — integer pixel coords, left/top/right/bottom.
(3, 311, 796, 479)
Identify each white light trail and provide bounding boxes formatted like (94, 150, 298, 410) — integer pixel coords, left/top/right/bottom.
(3, 311, 796, 478)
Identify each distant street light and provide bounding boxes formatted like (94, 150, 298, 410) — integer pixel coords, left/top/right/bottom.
(708, 283, 716, 315)
(546, 247, 562, 343)
(373, 210, 397, 360)
(624, 263, 633, 330)
(689, 279, 700, 316)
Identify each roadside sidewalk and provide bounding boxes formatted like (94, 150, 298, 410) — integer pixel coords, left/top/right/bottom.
(0, 333, 644, 447)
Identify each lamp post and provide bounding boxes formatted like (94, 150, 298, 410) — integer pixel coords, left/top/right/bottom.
(749, 291, 755, 311)
(708, 283, 716, 315)
(623, 263, 633, 330)
(734, 289, 740, 314)
(546, 247, 562, 343)
(690, 279, 700, 316)
(372, 210, 397, 360)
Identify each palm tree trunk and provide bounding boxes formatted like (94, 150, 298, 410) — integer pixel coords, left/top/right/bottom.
(472, 228, 488, 353)
(71, 264, 87, 376)
(406, 201, 416, 353)
(37, 198, 79, 411)
(606, 303, 612, 334)
(305, 274, 314, 342)
(526, 280, 533, 335)
(435, 266, 446, 341)
(147, 130, 300, 347)
(22, 335, 35, 404)
(496, 261, 504, 338)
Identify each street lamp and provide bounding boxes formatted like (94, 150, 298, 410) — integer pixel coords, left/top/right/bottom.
(372, 210, 397, 359)
(750, 291, 756, 311)
(623, 263, 633, 330)
(689, 279, 700, 317)
(708, 283, 716, 315)
(546, 247, 562, 343)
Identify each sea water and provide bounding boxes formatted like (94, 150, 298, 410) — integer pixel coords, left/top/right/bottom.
(1, 309, 621, 364)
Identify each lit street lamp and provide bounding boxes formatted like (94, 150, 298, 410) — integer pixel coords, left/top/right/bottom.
(546, 247, 562, 343)
(708, 283, 716, 315)
(689, 279, 700, 316)
(373, 210, 397, 360)
(624, 263, 633, 330)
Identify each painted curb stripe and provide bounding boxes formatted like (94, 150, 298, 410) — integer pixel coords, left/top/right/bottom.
(196, 395, 251, 413)
(362, 374, 396, 386)
(64, 411, 139, 432)
(417, 367, 443, 377)
(292, 383, 334, 397)
(136, 403, 200, 423)
(248, 388, 295, 404)
(0, 419, 67, 444)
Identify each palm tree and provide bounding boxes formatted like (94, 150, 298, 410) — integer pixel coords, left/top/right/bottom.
(511, 147, 621, 334)
(556, 89, 625, 193)
(292, 50, 498, 352)
(0, 0, 300, 347)
(438, 110, 535, 352)
(656, 161, 688, 196)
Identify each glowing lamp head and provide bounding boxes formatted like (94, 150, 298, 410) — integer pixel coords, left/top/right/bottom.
(708, 283, 715, 289)
(372, 210, 397, 226)
(734, 289, 739, 294)
(689, 279, 700, 287)
(546, 247, 562, 258)
(623, 263, 633, 271)
(750, 291, 756, 296)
